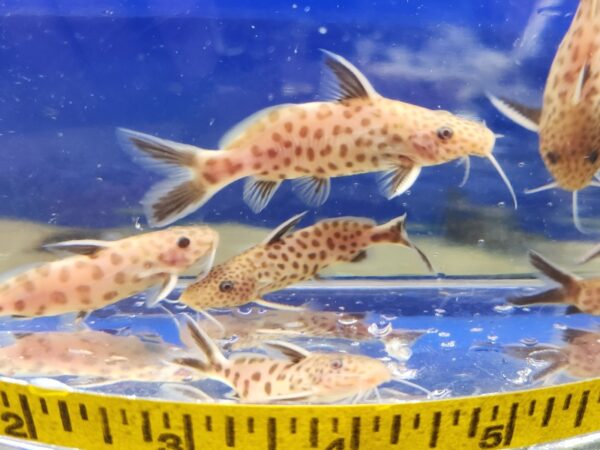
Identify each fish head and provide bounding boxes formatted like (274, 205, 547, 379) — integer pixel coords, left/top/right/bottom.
(179, 259, 258, 308)
(304, 353, 391, 399)
(406, 109, 496, 163)
(151, 226, 219, 274)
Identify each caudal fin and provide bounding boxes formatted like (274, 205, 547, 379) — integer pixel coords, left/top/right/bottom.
(379, 214, 435, 273)
(117, 128, 221, 227)
(173, 315, 228, 372)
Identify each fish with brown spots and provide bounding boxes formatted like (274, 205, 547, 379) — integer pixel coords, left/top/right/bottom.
(499, 328, 600, 382)
(0, 226, 218, 318)
(508, 249, 600, 314)
(0, 329, 197, 385)
(200, 309, 425, 361)
(173, 316, 419, 403)
(489, 0, 600, 232)
(179, 212, 433, 313)
(118, 50, 515, 227)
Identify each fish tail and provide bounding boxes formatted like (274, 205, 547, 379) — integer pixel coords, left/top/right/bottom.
(508, 287, 567, 306)
(117, 128, 230, 227)
(176, 315, 228, 371)
(528, 250, 576, 287)
(376, 214, 435, 273)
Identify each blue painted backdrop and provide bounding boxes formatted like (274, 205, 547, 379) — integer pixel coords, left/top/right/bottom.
(0, 0, 594, 239)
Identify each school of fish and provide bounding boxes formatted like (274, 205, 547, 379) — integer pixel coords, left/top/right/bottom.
(3, 4, 600, 406)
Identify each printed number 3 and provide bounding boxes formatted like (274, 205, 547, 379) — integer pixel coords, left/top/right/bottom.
(157, 433, 183, 450)
(479, 425, 504, 449)
(1, 412, 27, 438)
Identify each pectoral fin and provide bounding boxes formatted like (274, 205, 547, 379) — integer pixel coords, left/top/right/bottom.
(243, 178, 281, 214)
(377, 162, 421, 199)
(253, 298, 306, 312)
(145, 274, 178, 308)
(262, 340, 311, 363)
(487, 94, 540, 133)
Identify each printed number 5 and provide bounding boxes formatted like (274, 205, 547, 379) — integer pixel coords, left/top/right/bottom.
(479, 425, 504, 449)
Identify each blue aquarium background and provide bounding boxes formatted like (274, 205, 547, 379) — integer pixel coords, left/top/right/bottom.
(1, 0, 598, 277)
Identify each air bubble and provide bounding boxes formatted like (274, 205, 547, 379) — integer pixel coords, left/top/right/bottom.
(318, 26, 328, 34)
(368, 322, 392, 338)
(441, 340, 456, 348)
(494, 304, 514, 314)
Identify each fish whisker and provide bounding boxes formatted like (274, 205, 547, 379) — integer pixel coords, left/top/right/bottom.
(524, 181, 558, 194)
(487, 153, 518, 209)
(391, 377, 432, 397)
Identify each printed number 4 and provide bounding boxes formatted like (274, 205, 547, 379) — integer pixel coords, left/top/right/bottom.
(479, 425, 504, 449)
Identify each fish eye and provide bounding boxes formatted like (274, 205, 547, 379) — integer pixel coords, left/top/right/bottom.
(331, 359, 343, 370)
(436, 126, 454, 140)
(177, 237, 191, 249)
(219, 280, 235, 293)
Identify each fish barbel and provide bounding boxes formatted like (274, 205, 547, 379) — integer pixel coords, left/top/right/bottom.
(489, 0, 600, 232)
(508, 250, 600, 314)
(174, 317, 396, 403)
(179, 212, 433, 312)
(0, 330, 196, 384)
(119, 50, 514, 227)
(501, 328, 600, 381)
(0, 226, 218, 318)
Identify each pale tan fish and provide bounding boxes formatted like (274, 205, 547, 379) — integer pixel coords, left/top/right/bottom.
(179, 212, 433, 313)
(173, 317, 401, 403)
(0, 330, 196, 385)
(0, 226, 218, 318)
(118, 50, 515, 227)
(501, 328, 600, 382)
(489, 0, 600, 232)
(200, 309, 425, 360)
(508, 250, 600, 314)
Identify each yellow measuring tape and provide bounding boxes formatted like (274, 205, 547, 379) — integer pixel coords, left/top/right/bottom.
(0, 377, 598, 450)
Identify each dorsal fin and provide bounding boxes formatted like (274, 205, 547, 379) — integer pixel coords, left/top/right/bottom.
(320, 49, 377, 101)
(562, 328, 590, 344)
(528, 250, 579, 284)
(263, 212, 307, 245)
(262, 340, 311, 363)
(179, 315, 228, 368)
(219, 104, 293, 150)
(572, 63, 591, 104)
(43, 239, 112, 256)
(487, 94, 541, 133)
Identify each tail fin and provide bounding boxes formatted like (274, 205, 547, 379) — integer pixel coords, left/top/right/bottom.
(508, 287, 567, 306)
(379, 214, 435, 273)
(117, 128, 221, 228)
(173, 315, 228, 372)
(528, 250, 577, 286)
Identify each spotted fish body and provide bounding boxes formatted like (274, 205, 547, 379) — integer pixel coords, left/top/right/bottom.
(119, 50, 514, 228)
(509, 250, 600, 314)
(202, 310, 425, 358)
(175, 318, 392, 403)
(489, 0, 600, 230)
(0, 226, 218, 317)
(502, 328, 600, 381)
(0, 330, 195, 383)
(179, 213, 433, 311)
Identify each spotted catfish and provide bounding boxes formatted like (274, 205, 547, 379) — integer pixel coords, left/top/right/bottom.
(179, 212, 433, 312)
(173, 317, 396, 403)
(508, 250, 600, 314)
(489, 0, 600, 232)
(501, 328, 600, 382)
(0, 329, 196, 385)
(0, 226, 218, 318)
(201, 309, 425, 360)
(118, 50, 515, 227)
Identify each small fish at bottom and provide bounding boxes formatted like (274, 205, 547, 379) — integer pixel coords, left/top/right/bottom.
(173, 317, 428, 403)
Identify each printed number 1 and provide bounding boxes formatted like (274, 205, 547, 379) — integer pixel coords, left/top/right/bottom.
(479, 425, 504, 449)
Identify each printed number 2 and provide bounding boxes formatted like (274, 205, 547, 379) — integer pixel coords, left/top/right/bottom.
(479, 425, 504, 449)
(157, 433, 183, 450)
(1, 412, 27, 438)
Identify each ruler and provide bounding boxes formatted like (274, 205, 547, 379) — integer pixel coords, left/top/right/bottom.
(0, 378, 598, 450)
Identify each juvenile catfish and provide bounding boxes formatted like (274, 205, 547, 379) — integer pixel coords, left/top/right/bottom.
(0, 226, 218, 318)
(179, 212, 433, 312)
(508, 250, 600, 314)
(173, 317, 395, 403)
(489, 0, 600, 232)
(119, 50, 515, 227)
(501, 328, 600, 382)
